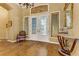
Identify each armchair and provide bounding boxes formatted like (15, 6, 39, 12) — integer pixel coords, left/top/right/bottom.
(16, 31, 26, 42)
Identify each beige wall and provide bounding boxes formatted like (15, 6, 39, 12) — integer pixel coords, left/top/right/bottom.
(49, 3, 65, 42)
(22, 3, 65, 41)
(48, 3, 79, 55)
(0, 3, 79, 55)
(22, 8, 30, 16)
(0, 3, 66, 40)
(0, 6, 8, 40)
(49, 3, 65, 29)
(30, 3, 65, 30)
(6, 4, 23, 41)
(49, 3, 79, 55)
(73, 4, 79, 37)
(0, 3, 28, 42)
(0, 3, 66, 42)
(70, 3, 79, 55)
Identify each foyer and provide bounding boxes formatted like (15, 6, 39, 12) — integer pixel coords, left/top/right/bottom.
(0, 3, 79, 56)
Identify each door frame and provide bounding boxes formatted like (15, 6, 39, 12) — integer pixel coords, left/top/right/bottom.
(23, 16, 30, 36)
(38, 13, 50, 42)
(23, 16, 29, 30)
(29, 16, 38, 40)
(29, 12, 50, 41)
(50, 11, 60, 37)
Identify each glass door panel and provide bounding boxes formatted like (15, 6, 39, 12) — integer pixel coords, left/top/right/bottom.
(29, 14, 49, 42)
(32, 18, 37, 34)
(39, 16, 48, 35)
(29, 16, 38, 40)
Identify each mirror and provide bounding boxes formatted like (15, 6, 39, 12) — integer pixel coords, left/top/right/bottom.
(64, 3, 73, 29)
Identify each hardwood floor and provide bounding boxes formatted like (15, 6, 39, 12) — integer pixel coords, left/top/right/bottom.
(0, 40, 60, 56)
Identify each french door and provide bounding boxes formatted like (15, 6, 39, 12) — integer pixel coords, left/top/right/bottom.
(29, 14, 49, 42)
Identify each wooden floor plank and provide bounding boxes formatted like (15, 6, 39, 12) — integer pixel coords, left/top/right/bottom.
(0, 40, 60, 56)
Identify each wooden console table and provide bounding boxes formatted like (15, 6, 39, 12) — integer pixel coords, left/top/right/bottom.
(57, 34, 78, 56)
(58, 34, 79, 40)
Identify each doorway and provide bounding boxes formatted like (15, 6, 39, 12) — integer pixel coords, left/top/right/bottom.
(29, 13, 49, 42)
(51, 12, 60, 37)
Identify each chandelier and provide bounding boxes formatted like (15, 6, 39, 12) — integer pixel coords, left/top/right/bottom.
(19, 3, 34, 8)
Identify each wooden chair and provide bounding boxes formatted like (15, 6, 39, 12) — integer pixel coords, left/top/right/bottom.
(57, 36, 77, 56)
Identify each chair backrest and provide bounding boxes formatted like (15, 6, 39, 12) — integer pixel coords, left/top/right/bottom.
(19, 31, 26, 36)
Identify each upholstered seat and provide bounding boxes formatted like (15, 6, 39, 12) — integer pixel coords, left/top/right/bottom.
(16, 31, 26, 42)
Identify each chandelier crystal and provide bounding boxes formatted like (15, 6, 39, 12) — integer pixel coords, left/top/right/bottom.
(19, 3, 34, 8)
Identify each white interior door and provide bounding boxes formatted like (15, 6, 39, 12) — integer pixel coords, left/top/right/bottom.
(29, 16, 38, 40)
(38, 15, 49, 42)
(29, 14, 49, 42)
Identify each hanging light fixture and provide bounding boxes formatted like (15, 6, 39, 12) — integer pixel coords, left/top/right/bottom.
(19, 3, 34, 8)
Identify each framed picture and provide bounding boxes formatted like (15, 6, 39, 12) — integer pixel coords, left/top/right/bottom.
(6, 20, 12, 28)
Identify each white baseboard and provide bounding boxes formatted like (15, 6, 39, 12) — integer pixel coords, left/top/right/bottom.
(7, 37, 59, 44)
(26, 38, 59, 45)
(49, 41, 59, 44)
(7, 40, 17, 43)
